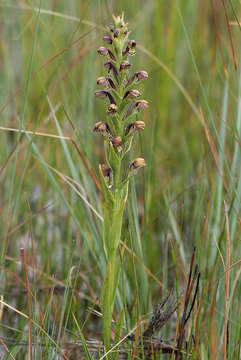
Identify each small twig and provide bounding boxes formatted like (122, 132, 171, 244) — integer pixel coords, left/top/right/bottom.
(143, 292, 178, 338)
(0, 338, 16, 359)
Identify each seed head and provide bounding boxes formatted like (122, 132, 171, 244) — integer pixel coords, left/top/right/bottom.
(129, 158, 146, 170)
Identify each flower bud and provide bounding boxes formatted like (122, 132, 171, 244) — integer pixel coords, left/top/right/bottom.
(125, 121, 145, 135)
(125, 71, 148, 88)
(123, 89, 141, 100)
(129, 90, 141, 98)
(120, 61, 131, 72)
(137, 100, 148, 110)
(94, 90, 116, 104)
(123, 46, 136, 57)
(132, 121, 145, 131)
(136, 71, 148, 80)
(102, 164, 113, 184)
(97, 47, 116, 61)
(107, 104, 118, 117)
(114, 29, 120, 38)
(93, 122, 109, 134)
(97, 47, 108, 56)
(129, 158, 146, 170)
(104, 61, 118, 82)
(102, 164, 111, 177)
(94, 90, 106, 100)
(108, 23, 114, 32)
(113, 14, 124, 28)
(128, 40, 136, 48)
(112, 136, 122, 147)
(97, 77, 109, 87)
(112, 136, 122, 153)
(104, 61, 112, 72)
(108, 50, 116, 61)
(106, 92, 116, 104)
(126, 100, 148, 118)
(125, 73, 136, 87)
(96, 76, 116, 90)
(103, 35, 112, 44)
(128, 49, 136, 56)
(122, 47, 129, 57)
(107, 77, 116, 90)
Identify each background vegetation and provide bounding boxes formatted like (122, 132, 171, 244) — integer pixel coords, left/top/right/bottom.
(0, 0, 241, 358)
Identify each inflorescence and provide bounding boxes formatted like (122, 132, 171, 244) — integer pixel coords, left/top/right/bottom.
(94, 14, 148, 188)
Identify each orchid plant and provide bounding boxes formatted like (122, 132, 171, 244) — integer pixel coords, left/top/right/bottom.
(94, 13, 148, 353)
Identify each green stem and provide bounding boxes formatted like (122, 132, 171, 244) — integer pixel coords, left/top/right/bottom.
(101, 180, 129, 355)
(113, 158, 121, 189)
(101, 252, 120, 354)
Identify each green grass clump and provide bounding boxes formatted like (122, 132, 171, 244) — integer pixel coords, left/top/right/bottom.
(0, 1, 240, 359)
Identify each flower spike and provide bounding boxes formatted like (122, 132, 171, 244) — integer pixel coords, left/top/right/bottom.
(94, 14, 148, 351)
